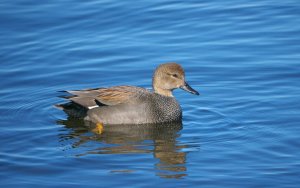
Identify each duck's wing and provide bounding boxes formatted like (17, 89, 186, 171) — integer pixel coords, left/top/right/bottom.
(65, 86, 149, 109)
(94, 86, 147, 106)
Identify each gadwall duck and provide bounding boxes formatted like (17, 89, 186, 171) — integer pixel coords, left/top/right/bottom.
(56, 63, 199, 125)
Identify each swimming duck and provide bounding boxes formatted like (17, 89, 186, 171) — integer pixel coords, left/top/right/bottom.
(56, 63, 199, 125)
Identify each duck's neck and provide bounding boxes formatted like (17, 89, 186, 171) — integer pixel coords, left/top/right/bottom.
(153, 86, 173, 97)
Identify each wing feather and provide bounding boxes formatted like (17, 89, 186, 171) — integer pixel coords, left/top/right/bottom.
(64, 86, 149, 108)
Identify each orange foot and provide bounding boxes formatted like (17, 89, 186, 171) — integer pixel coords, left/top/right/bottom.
(92, 122, 104, 134)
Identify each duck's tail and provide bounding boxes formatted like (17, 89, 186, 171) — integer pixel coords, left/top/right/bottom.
(55, 89, 104, 117)
(54, 102, 88, 118)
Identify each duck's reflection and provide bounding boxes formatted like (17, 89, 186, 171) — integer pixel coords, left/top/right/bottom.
(58, 117, 187, 179)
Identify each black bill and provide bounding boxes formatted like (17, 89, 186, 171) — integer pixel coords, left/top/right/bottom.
(180, 82, 199, 95)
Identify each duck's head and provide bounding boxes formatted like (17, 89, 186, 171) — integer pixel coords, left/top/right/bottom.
(152, 63, 199, 97)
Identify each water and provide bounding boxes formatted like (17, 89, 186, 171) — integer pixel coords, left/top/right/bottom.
(1, 0, 300, 187)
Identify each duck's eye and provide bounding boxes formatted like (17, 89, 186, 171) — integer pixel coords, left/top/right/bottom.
(172, 74, 179, 78)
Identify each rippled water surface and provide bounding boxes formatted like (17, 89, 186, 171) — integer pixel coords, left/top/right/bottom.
(1, 1, 300, 187)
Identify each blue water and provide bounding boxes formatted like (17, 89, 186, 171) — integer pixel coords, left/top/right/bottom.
(1, 0, 300, 187)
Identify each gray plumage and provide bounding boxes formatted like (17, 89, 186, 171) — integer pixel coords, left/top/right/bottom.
(85, 90, 182, 124)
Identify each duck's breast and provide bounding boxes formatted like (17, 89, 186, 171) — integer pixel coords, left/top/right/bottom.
(146, 94, 182, 123)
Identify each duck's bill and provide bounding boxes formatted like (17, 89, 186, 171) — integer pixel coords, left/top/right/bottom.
(180, 82, 199, 95)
